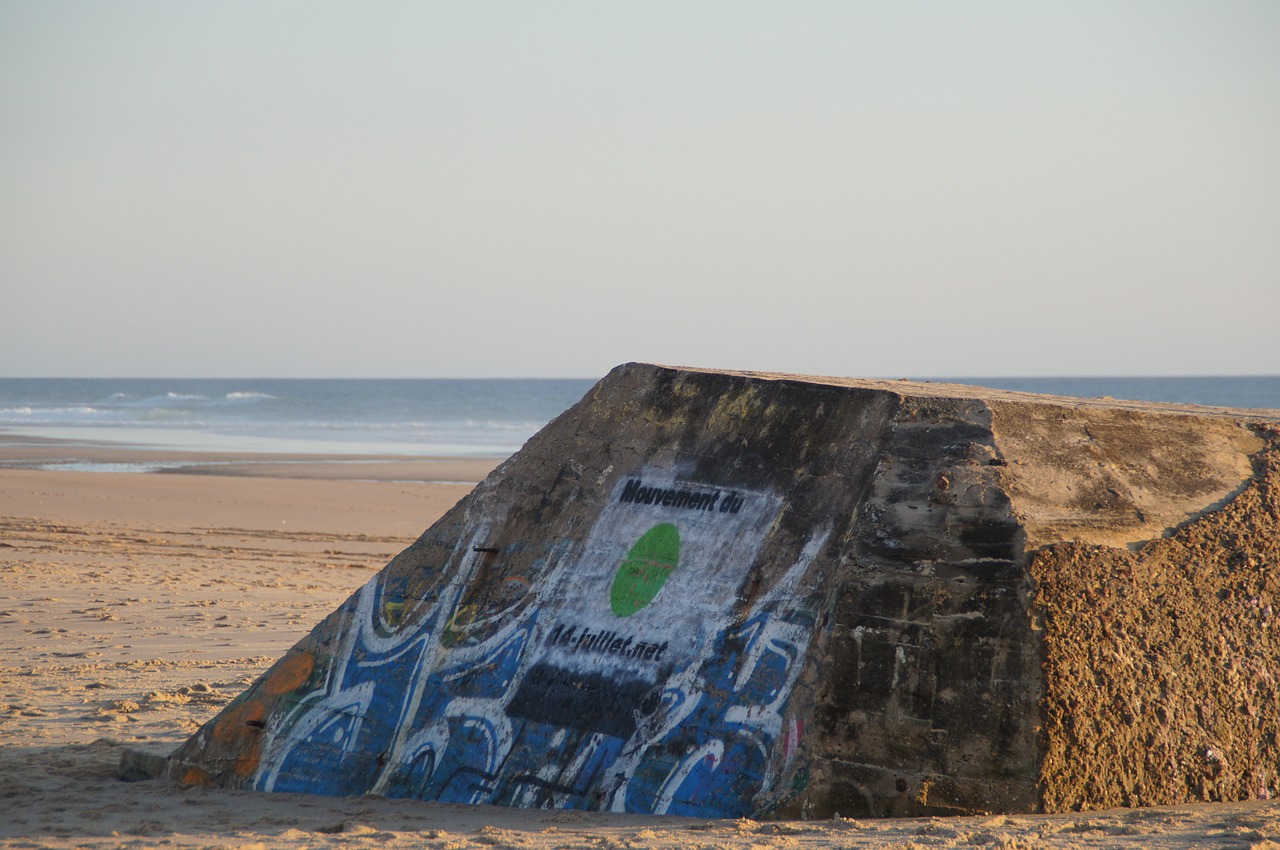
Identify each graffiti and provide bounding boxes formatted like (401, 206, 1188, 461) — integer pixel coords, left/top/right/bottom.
(610, 522, 680, 616)
(617, 478, 746, 514)
(240, 470, 829, 818)
(545, 624, 670, 662)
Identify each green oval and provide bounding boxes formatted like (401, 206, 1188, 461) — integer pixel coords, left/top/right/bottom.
(610, 523, 680, 618)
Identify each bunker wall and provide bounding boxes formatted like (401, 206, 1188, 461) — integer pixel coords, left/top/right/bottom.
(162, 364, 1280, 818)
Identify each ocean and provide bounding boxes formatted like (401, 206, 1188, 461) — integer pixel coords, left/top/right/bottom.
(0, 378, 596, 459)
(0, 376, 1276, 468)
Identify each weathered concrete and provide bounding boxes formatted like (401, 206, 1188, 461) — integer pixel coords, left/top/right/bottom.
(161, 364, 1280, 817)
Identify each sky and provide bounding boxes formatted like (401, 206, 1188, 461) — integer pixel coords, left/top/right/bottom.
(1, 2, 1277, 379)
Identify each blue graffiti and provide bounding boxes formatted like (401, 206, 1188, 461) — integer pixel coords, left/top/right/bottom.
(251, 522, 829, 818)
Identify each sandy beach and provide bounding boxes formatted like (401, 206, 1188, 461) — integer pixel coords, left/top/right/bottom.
(3, 434, 1279, 849)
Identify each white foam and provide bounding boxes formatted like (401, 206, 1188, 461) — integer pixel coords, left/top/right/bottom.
(35, 460, 185, 474)
(0, 405, 105, 423)
(5, 425, 517, 458)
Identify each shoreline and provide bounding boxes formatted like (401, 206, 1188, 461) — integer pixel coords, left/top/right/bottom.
(0, 430, 504, 483)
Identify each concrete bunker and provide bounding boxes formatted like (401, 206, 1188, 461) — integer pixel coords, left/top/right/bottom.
(160, 364, 1280, 817)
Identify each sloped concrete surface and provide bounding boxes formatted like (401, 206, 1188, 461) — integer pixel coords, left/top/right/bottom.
(161, 364, 1280, 818)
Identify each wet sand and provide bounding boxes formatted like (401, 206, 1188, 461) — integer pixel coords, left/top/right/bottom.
(2, 435, 1279, 848)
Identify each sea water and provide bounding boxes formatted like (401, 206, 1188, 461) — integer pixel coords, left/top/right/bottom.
(0, 376, 1276, 465)
(0, 378, 596, 459)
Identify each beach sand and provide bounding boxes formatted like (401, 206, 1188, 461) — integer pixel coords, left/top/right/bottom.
(2, 436, 1278, 848)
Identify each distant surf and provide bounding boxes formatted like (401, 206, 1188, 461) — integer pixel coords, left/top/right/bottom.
(0, 378, 596, 458)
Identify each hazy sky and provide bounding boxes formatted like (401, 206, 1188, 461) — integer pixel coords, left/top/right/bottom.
(2, 2, 1277, 378)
